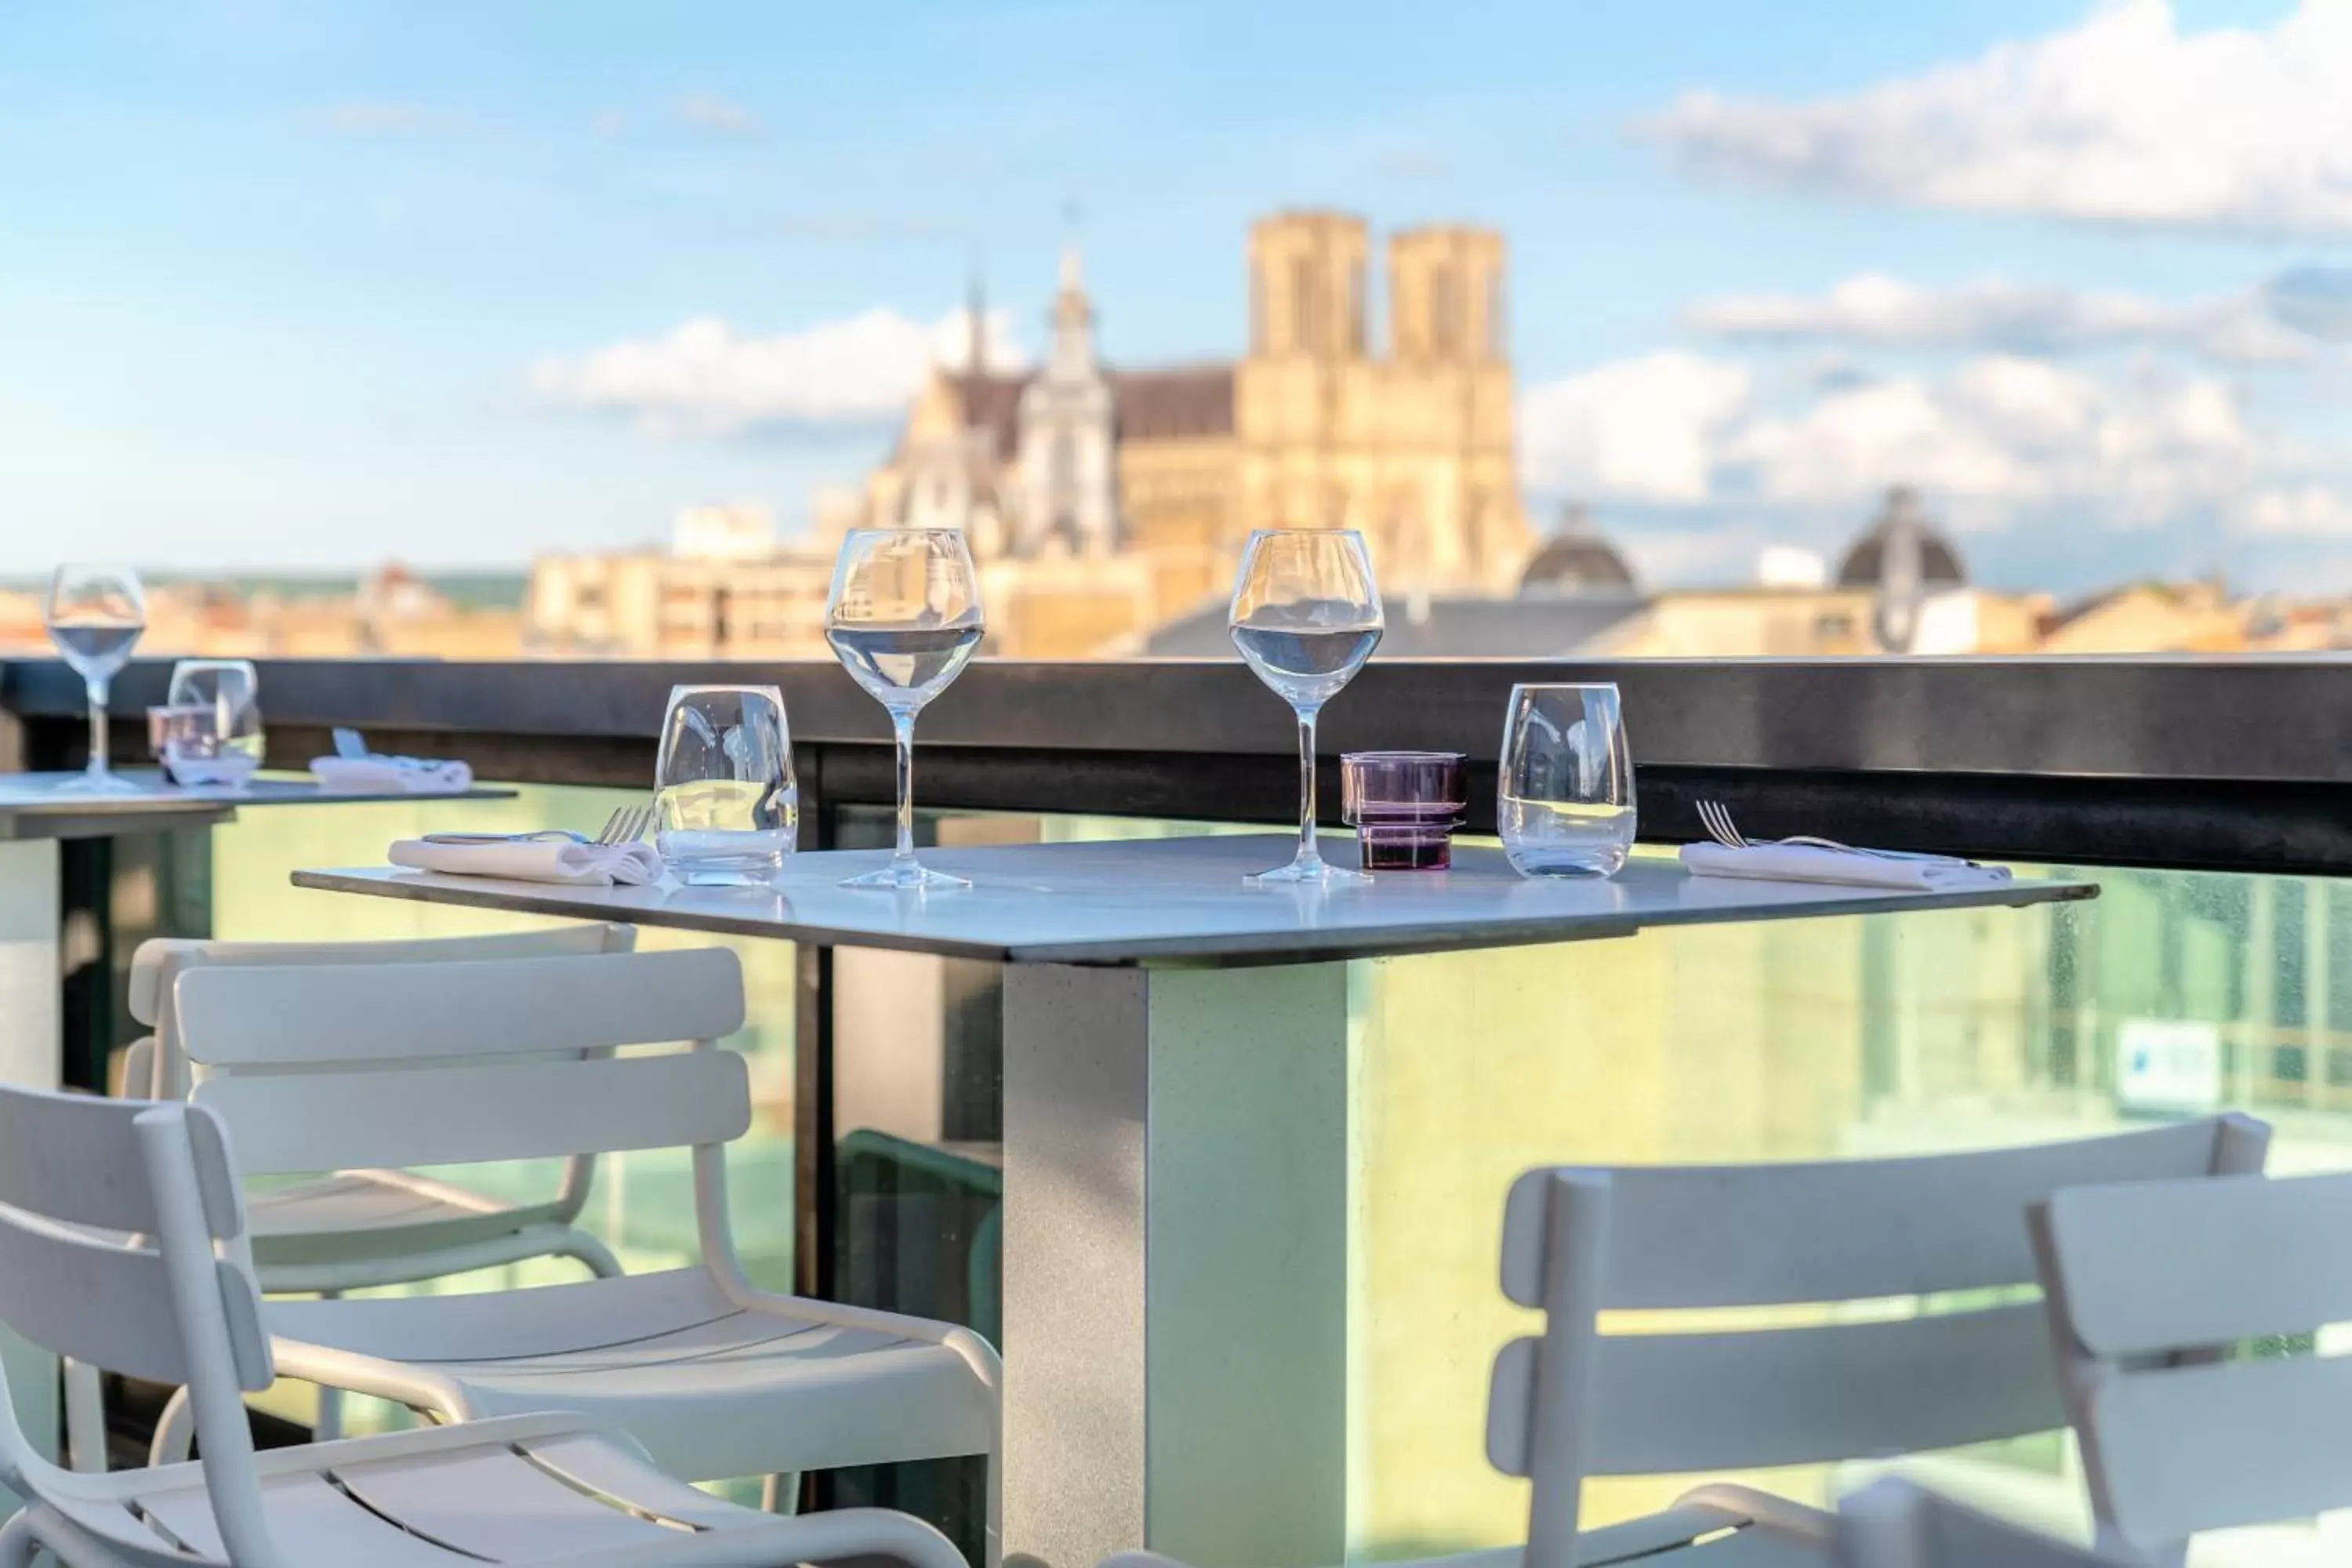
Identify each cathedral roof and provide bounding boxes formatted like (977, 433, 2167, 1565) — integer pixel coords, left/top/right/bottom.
(1519, 505, 1636, 595)
(1835, 487, 1967, 588)
(953, 372, 1029, 463)
(938, 363, 1237, 458)
(1107, 365, 1235, 441)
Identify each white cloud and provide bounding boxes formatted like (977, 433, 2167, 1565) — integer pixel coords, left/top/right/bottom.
(1733, 357, 2256, 526)
(1689, 273, 2313, 365)
(1648, 0, 2352, 234)
(1522, 350, 2260, 532)
(675, 93, 762, 137)
(532, 309, 1028, 436)
(1519, 352, 1751, 503)
(2233, 484, 2352, 535)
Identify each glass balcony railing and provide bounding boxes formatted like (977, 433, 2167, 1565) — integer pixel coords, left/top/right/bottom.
(9, 653, 2347, 1563)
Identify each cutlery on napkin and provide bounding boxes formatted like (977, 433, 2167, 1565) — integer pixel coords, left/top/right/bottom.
(310, 754, 474, 795)
(1680, 840, 2010, 892)
(388, 837, 660, 887)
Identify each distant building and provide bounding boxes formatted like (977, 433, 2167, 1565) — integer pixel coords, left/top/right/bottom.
(1519, 505, 1636, 596)
(2038, 580, 2243, 654)
(671, 504, 779, 561)
(866, 211, 1534, 652)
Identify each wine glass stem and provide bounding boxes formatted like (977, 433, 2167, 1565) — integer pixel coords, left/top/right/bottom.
(1294, 706, 1323, 868)
(84, 677, 110, 779)
(891, 710, 918, 867)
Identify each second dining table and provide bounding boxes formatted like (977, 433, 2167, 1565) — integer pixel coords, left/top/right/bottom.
(292, 833, 2096, 1568)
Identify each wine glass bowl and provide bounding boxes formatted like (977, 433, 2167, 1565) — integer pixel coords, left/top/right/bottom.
(45, 564, 147, 793)
(1229, 528, 1384, 886)
(824, 528, 985, 891)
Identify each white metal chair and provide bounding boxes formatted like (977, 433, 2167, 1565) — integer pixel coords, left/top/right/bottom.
(0, 1080, 971, 1568)
(151, 946, 1003, 1563)
(125, 925, 637, 1292)
(71, 927, 640, 1468)
(1835, 1479, 2116, 1568)
(2030, 1164, 2352, 1566)
(1101, 1113, 2265, 1568)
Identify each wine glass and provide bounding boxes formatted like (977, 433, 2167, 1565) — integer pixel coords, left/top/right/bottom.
(1229, 528, 1385, 885)
(654, 684, 797, 885)
(45, 564, 147, 793)
(1498, 683, 1636, 877)
(824, 528, 985, 891)
(161, 659, 264, 787)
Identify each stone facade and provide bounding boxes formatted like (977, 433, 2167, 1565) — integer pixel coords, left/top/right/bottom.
(863, 210, 1534, 652)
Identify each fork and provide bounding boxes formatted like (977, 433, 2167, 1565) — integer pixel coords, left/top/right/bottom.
(425, 803, 650, 848)
(1694, 799, 1980, 867)
(594, 803, 651, 846)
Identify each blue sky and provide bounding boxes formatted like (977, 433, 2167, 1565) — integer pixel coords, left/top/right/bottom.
(4, 1, 2348, 591)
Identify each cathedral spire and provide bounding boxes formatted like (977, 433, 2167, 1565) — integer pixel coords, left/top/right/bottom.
(964, 261, 989, 383)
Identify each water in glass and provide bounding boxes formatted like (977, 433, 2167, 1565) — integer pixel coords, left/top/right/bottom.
(1229, 528, 1384, 885)
(826, 623, 985, 713)
(825, 528, 985, 891)
(654, 684, 797, 885)
(162, 659, 263, 786)
(45, 564, 147, 793)
(1498, 682, 1636, 877)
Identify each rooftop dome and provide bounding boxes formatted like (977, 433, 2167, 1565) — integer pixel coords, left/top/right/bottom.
(1519, 504, 1637, 596)
(1835, 487, 1966, 589)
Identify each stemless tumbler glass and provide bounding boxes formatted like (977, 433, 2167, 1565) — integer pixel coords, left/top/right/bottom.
(45, 563, 147, 793)
(654, 684, 797, 885)
(824, 528, 985, 891)
(1229, 528, 1384, 886)
(1498, 682, 1636, 877)
(162, 659, 263, 786)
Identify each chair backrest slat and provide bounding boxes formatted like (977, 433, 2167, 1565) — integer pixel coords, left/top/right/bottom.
(0, 1089, 270, 1396)
(0, 1213, 265, 1388)
(0, 1083, 237, 1236)
(173, 948, 742, 1067)
(2045, 1170, 2352, 1354)
(130, 922, 634, 1028)
(2034, 1164, 2352, 1555)
(1495, 1115, 2267, 1568)
(1490, 1302, 2058, 1478)
(1501, 1118, 2252, 1311)
(2083, 1353, 2352, 1545)
(194, 1050, 752, 1174)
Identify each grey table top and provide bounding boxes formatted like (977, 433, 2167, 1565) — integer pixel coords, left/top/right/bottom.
(292, 833, 2097, 968)
(0, 771, 512, 841)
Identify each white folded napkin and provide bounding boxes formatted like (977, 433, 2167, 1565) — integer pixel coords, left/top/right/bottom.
(1681, 840, 2010, 892)
(310, 755, 474, 795)
(389, 837, 661, 887)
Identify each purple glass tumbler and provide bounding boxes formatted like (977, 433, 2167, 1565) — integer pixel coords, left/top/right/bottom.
(1341, 751, 1467, 871)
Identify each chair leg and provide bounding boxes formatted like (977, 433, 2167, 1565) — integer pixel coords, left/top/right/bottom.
(0, 1510, 38, 1568)
(148, 1385, 197, 1467)
(310, 1289, 347, 1442)
(984, 1444, 1002, 1568)
(60, 1359, 105, 1473)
